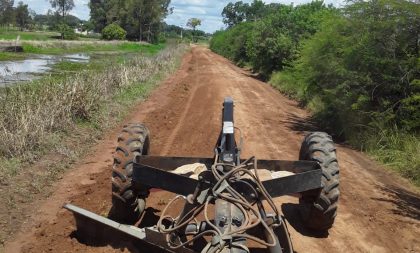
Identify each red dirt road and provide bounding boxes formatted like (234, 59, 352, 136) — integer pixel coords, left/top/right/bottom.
(4, 46, 420, 253)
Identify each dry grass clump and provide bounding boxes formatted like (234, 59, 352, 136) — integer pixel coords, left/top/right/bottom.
(0, 44, 187, 158)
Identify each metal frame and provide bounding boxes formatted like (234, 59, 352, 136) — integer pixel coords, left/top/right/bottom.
(132, 156, 322, 198)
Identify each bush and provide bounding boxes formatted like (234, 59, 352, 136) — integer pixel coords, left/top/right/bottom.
(210, 22, 254, 66)
(268, 0, 420, 183)
(102, 23, 127, 40)
(210, 1, 334, 78)
(57, 23, 77, 40)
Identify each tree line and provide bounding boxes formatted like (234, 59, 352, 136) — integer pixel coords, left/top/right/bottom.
(0, 0, 33, 30)
(0, 0, 89, 33)
(89, 0, 171, 43)
(210, 0, 419, 183)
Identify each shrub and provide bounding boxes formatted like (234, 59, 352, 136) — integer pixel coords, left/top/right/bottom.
(102, 23, 127, 40)
(210, 1, 333, 78)
(57, 23, 77, 40)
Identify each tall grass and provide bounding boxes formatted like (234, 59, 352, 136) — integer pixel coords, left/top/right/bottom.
(359, 128, 420, 186)
(270, 72, 420, 186)
(0, 44, 187, 159)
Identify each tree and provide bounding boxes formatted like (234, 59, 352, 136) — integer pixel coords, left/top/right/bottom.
(222, 1, 248, 27)
(89, 0, 107, 32)
(15, 1, 30, 30)
(246, 0, 266, 22)
(187, 18, 201, 42)
(0, 0, 15, 27)
(49, 0, 74, 19)
(49, 0, 75, 38)
(89, 0, 171, 42)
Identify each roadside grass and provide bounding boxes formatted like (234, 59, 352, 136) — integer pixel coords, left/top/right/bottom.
(0, 43, 188, 244)
(360, 128, 420, 186)
(269, 72, 420, 187)
(0, 44, 183, 158)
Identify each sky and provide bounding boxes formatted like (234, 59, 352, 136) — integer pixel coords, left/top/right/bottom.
(15, 0, 345, 33)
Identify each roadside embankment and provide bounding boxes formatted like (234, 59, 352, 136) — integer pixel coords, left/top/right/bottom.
(0, 43, 189, 244)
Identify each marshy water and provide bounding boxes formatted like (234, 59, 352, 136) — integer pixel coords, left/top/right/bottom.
(0, 53, 90, 86)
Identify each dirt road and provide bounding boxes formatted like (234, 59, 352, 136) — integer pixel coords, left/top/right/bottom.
(4, 46, 420, 253)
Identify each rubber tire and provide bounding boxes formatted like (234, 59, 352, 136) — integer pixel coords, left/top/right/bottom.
(110, 123, 150, 224)
(298, 132, 339, 231)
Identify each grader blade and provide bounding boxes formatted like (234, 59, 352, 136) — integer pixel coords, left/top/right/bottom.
(64, 204, 194, 253)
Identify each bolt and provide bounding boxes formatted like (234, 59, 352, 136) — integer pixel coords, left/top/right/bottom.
(232, 216, 242, 227)
(218, 216, 227, 227)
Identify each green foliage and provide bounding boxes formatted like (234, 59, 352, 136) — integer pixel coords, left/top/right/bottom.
(57, 23, 77, 40)
(275, 0, 420, 136)
(49, 0, 75, 18)
(102, 23, 127, 40)
(21, 41, 164, 55)
(15, 1, 30, 31)
(222, 0, 284, 27)
(210, 22, 254, 66)
(89, 0, 171, 43)
(363, 127, 420, 186)
(0, 0, 15, 26)
(213, 0, 420, 184)
(211, 1, 334, 78)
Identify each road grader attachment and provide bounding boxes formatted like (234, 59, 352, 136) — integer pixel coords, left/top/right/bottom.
(65, 97, 340, 253)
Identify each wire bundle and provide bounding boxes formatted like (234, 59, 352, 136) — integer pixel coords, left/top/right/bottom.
(157, 156, 280, 252)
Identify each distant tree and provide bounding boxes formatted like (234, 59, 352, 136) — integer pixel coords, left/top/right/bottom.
(89, 0, 107, 32)
(80, 20, 94, 32)
(89, 0, 171, 42)
(187, 18, 201, 42)
(15, 1, 30, 30)
(222, 0, 282, 27)
(246, 0, 266, 21)
(222, 1, 248, 27)
(49, 0, 75, 38)
(0, 0, 15, 27)
(49, 0, 74, 19)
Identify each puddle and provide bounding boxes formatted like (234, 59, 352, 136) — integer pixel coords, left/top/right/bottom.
(0, 53, 90, 86)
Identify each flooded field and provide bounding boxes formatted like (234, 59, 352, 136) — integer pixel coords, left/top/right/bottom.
(0, 53, 90, 86)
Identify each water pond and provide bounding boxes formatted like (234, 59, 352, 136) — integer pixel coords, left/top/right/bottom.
(0, 53, 90, 86)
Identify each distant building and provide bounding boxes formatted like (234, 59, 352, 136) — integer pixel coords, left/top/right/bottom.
(74, 28, 88, 36)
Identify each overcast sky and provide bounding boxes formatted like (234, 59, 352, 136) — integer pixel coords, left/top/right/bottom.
(16, 0, 345, 33)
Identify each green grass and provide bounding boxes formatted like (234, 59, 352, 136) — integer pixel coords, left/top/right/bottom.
(0, 52, 26, 61)
(359, 128, 420, 186)
(21, 42, 165, 55)
(53, 61, 88, 72)
(0, 29, 59, 41)
(0, 42, 165, 61)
